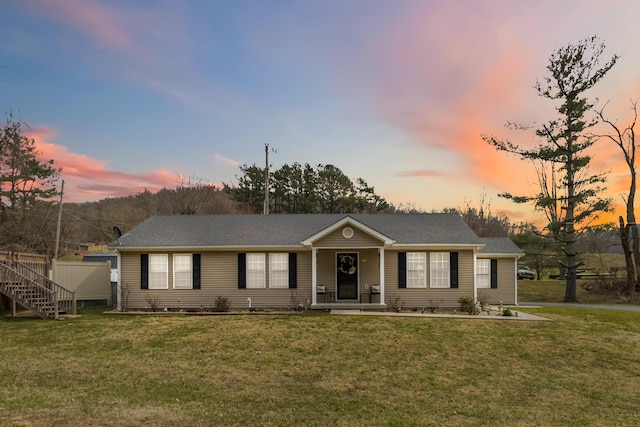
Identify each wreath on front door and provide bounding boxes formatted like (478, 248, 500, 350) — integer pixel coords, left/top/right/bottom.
(338, 255, 356, 275)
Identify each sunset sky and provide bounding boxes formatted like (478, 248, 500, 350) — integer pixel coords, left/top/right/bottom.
(2, 0, 640, 225)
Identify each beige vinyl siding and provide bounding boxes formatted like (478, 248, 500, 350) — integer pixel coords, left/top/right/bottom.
(384, 250, 475, 308)
(121, 251, 312, 310)
(314, 227, 383, 248)
(120, 247, 486, 310)
(477, 257, 517, 305)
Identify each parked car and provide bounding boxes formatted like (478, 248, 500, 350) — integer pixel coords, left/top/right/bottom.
(517, 266, 535, 280)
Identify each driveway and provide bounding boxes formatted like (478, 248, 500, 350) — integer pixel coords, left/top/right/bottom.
(519, 302, 640, 313)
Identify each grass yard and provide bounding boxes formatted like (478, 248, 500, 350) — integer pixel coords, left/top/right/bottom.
(1, 308, 640, 426)
(518, 279, 637, 304)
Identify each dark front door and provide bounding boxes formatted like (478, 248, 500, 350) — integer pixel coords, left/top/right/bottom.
(337, 253, 358, 300)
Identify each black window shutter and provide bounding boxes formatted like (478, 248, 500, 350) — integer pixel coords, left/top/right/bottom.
(490, 259, 498, 289)
(398, 252, 406, 288)
(193, 254, 201, 289)
(450, 252, 459, 288)
(140, 254, 149, 289)
(238, 253, 246, 289)
(288, 253, 297, 288)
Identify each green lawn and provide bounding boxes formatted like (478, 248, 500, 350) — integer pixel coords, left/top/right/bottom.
(2, 307, 640, 426)
(518, 279, 637, 304)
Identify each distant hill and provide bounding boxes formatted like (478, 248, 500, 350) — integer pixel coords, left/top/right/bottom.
(61, 186, 246, 249)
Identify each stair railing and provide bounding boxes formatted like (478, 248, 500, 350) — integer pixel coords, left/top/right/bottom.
(0, 262, 55, 318)
(0, 261, 76, 319)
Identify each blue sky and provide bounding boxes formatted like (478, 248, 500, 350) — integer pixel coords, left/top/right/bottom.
(2, 0, 640, 224)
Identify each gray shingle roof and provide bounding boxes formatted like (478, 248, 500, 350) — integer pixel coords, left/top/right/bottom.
(477, 237, 524, 255)
(111, 213, 485, 249)
(82, 253, 118, 268)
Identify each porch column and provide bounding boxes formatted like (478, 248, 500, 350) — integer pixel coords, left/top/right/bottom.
(311, 247, 317, 305)
(379, 248, 385, 305)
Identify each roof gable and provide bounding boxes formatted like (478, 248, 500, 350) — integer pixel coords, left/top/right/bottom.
(301, 216, 394, 247)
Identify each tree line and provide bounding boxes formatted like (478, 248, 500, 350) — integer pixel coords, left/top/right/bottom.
(223, 162, 389, 214)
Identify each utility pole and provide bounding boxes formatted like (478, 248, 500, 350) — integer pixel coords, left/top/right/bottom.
(264, 143, 269, 215)
(54, 180, 64, 259)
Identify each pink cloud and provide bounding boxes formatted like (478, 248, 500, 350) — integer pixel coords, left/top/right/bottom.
(28, 127, 176, 203)
(356, 1, 636, 224)
(214, 153, 241, 167)
(364, 2, 541, 194)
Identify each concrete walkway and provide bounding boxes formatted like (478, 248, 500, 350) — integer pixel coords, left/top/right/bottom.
(331, 302, 640, 321)
(330, 309, 553, 321)
(519, 302, 640, 312)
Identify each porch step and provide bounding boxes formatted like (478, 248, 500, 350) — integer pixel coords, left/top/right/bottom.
(312, 303, 387, 311)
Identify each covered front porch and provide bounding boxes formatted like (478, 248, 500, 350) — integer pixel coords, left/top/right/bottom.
(306, 246, 389, 310)
(301, 216, 395, 310)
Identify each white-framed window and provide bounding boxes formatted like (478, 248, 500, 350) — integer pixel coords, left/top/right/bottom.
(247, 253, 266, 288)
(173, 254, 192, 289)
(476, 259, 490, 289)
(407, 252, 427, 288)
(149, 254, 168, 289)
(269, 253, 289, 288)
(430, 252, 450, 288)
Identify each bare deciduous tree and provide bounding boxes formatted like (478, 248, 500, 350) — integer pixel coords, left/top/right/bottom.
(595, 100, 639, 297)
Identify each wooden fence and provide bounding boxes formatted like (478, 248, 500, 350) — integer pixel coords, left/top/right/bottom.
(0, 251, 47, 263)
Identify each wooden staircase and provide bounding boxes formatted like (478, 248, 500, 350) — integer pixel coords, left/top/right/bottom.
(0, 260, 76, 319)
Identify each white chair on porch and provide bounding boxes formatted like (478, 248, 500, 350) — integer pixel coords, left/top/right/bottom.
(360, 284, 380, 303)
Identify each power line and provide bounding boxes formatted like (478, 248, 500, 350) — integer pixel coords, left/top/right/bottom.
(64, 210, 116, 232)
(63, 208, 129, 225)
